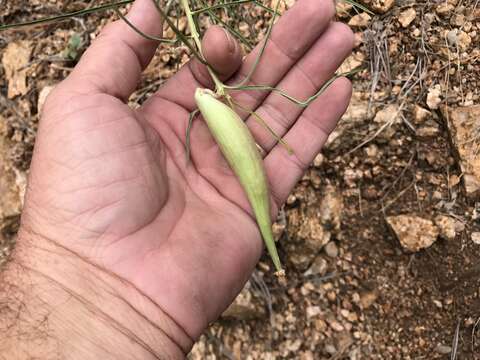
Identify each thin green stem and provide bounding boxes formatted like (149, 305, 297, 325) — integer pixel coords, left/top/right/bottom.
(197, 0, 254, 50)
(114, 7, 175, 43)
(191, 0, 253, 15)
(225, 0, 281, 89)
(0, 0, 134, 31)
(150, 0, 207, 65)
(344, 0, 374, 15)
(231, 99, 294, 154)
(180, 0, 225, 94)
(229, 69, 363, 108)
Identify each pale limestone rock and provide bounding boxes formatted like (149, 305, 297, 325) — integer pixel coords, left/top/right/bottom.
(387, 215, 439, 252)
(348, 13, 371, 28)
(444, 106, 480, 199)
(1, 41, 32, 99)
(434, 215, 457, 240)
(427, 85, 442, 110)
(398, 8, 417, 28)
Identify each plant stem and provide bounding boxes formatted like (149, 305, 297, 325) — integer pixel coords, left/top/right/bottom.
(180, 0, 226, 95)
(0, 0, 134, 31)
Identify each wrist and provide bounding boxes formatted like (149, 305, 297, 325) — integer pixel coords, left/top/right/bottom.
(1, 229, 193, 359)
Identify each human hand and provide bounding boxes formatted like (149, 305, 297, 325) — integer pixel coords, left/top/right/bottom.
(8, 0, 353, 357)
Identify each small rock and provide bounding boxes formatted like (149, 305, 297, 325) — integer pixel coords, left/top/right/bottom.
(222, 281, 265, 320)
(398, 8, 416, 28)
(449, 174, 461, 187)
(1, 41, 32, 98)
(325, 241, 339, 258)
(387, 215, 439, 252)
(417, 125, 440, 138)
(324, 344, 337, 355)
(427, 85, 442, 110)
(447, 30, 472, 50)
(443, 105, 480, 199)
(435, 344, 452, 354)
(374, 104, 400, 124)
(365, 144, 379, 158)
(472, 232, 480, 245)
(338, 52, 365, 73)
(413, 105, 431, 123)
(360, 290, 379, 309)
(436, 3, 455, 15)
(286, 193, 297, 205)
(329, 320, 345, 332)
(451, 14, 466, 27)
(365, 0, 394, 13)
(336, 1, 353, 17)
(434, 215, 457, 240)
(0, 135, 22, 219)
(306, 306, 322, 319)
(304, 256, 328, 277)
(348, 13, 371, 28)
(313, 153, 324, 168)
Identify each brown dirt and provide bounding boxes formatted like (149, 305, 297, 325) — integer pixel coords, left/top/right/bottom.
(1, 1, 480, 359)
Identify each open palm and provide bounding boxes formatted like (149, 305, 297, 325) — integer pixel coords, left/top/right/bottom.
(21, 0, 353, 340)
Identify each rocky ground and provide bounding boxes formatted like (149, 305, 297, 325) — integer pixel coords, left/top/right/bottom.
(1, 0, 480, 358)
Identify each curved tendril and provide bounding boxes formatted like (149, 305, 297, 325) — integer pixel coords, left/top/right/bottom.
(150, 0, 208, 65)
(114, 7, 175, 43)
(224, 0, 282, 89)
(230, 98, 294, 154)
(229, 69, 363, 108)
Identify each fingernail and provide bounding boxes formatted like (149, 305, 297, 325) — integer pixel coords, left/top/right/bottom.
(222, 28, 236, 54)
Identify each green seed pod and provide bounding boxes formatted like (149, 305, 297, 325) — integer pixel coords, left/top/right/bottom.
(195, 88, 284, 276)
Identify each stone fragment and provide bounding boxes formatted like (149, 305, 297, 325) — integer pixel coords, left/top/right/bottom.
(447, 29, 472, 50)
(305, 306, 321, 319)
(443, 106, 480, 199)
(304, 256, 328, 277)
(348, 13, 371, 27)
(413, 105, 431, 124)
(222, 281, 265, 320)
(0, 130, 22, 219)
(427, 85, 442, 110)
(387, 215, 439, 252)
(472, 232, 480, 245)
(324, 242, 339, 258)
(436, 3, 455, 15)
(435, 345, 452, 354)
(361, 0, 394, 13)
(374, 104, 400, 124)
(1, 41, 32, 98)
(398, 8, 416, 28)
(287, 186, 343, 269)
(434, 215, 457, 240)
(338, 52, 365, 73)
(359, 290, 379, 309)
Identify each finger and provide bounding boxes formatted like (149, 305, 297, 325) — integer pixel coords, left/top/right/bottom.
(264, 77, 352, 207)
(228, 0, 336, 111)
(144, 25, 243, 112)
(64, 0, 163, 100)
(247, 22, 354, 152)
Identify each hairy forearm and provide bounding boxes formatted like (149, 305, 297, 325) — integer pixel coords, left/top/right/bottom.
(0, 232, 192, 360)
